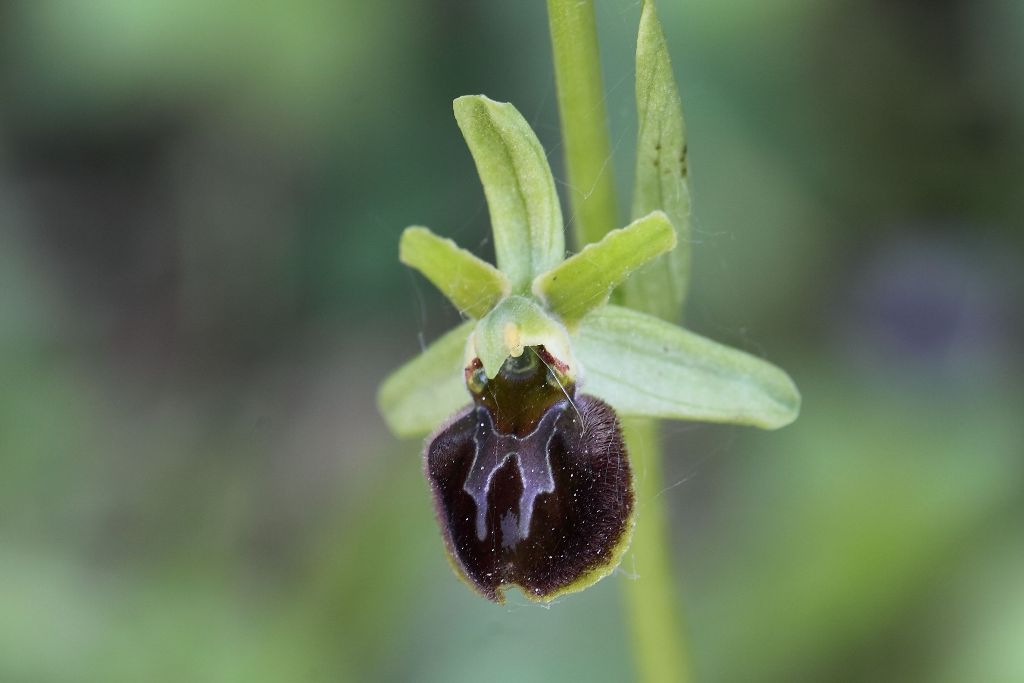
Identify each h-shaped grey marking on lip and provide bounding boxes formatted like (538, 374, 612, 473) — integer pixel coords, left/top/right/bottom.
(463, 404, 565, 543)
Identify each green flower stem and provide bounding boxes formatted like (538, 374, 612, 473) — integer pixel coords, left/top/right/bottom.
(547, 3, 693, 681)
(546, 0, 619, 248)
(622, 418, 691, 683)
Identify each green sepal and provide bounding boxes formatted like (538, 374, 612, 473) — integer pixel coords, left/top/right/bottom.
(620, 0, 691, 323)
(574, 305, 800, 429)
(470, 295, 575, 380)
(533, 211, 676, 327)
(377, 321, 474, 437)
(399, 226, 509, 319)
(453, 95, 565, 293)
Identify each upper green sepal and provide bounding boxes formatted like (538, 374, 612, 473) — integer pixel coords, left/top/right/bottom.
(400, 226, 509, 319)
(454, 95, 565, 293)
(621, 0, 692, 323)
(573, 305, 800, 429)
(377, 321, 474, 437)
(533, 211, 676, 327)
(469, 295, 576, 380)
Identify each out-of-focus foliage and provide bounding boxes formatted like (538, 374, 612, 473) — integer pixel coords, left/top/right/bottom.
(0, 0, 1021, 681)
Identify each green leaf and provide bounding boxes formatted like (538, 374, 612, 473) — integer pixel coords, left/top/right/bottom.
(453, 95, 565, 293)
(470, 296, 575, 380)
(621, 0, 691, 323)
(533, 211, 676, 327)
(574, 305, 800, 429)
(377, 321, 474, 437)
(399, 226, 509, 319)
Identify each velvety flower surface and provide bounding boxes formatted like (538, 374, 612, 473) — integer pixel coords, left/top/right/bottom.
(426, 348, 633, 602)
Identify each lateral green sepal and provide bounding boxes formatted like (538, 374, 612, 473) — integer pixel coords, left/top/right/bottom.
(574, 305, 800, 429)
(533, 211, 676, 326)
(377, 321, 474, 437)
(399, 226, 509, 319)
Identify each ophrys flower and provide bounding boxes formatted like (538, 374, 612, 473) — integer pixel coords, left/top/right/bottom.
(378, 95, 799, 603)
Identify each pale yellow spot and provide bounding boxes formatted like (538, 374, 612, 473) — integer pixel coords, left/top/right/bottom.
(503, 323, 524, 357)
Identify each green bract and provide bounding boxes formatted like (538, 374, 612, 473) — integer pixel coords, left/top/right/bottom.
(622, 0, 692, 322)
(378, 93, 800, 438)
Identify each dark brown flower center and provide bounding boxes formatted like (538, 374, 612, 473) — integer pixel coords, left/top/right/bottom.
(426, 346, 634, 602)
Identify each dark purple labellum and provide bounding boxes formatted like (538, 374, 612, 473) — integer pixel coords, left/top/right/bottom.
(425, 346, 634, 602)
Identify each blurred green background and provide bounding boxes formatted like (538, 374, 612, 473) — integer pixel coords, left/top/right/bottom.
(1, 0, 1022, 681)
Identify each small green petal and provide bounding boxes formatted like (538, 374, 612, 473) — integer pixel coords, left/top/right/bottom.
(470, 295, 575, 379)
(620, 0, 691, 323)
(399, 226, 509, 319)
(533, 211, 676, 327)
(574, 305, 800, 429)
(453, 95, 565, 293)
(377, 321, 474, 437)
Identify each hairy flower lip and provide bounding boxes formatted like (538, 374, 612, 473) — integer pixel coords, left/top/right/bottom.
(425, 380, 634, 604)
